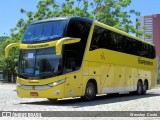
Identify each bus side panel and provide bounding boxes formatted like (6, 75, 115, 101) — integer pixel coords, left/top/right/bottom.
(88, 62, 100, 76)
(64, 70, 83, 98)
(134, 67, 139, 87)
(82, 60, 101, 95)
(151, 70, 157, 88)
(88, 61, 101, 94)
(125, 66, 135, 91)
(82, 60, 89, 96)
(101, 64, 115, 94)
(114, 65, 126, 92)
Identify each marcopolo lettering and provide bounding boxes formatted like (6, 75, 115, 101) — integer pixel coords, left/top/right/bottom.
(27, 44, 49, 49)
(138, 57, 153, 66)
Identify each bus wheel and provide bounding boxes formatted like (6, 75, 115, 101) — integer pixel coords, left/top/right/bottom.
(137, 81, 143, 95)
(142, 81, 148, 95)
(47, 98, 57, 103)
(83, 82, 96, 101)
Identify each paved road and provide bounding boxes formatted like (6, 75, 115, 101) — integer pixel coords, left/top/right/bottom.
(0, 83, 160, 111)
(0, 83, 160, 120)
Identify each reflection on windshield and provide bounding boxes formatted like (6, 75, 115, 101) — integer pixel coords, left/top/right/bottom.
(19, 47, 62, 79)
(22, 21, 66, 43)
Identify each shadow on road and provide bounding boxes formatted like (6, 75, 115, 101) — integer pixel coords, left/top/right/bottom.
(19, 91, 160, 108)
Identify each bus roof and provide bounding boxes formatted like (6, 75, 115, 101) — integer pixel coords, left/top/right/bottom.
(30, 16, 154, 46)
(31, 16, 93, 25)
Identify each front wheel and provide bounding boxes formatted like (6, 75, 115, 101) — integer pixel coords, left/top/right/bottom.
(82, 82, 96, 101)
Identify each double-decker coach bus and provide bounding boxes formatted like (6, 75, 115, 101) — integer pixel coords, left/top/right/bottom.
(5, 16, 157, 101)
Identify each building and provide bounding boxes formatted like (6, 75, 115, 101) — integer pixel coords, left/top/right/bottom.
(136, 14, 160, 72)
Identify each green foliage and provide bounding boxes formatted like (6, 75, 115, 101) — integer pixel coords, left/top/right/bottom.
(0, 0, 143, 81)
(0, 57, 17, 75)
(145, 33, 152, 39)
(0, 36, 8, 43)
(12, 0, 141, 35)
(0, 37, 19, 81)
(136, 21, 141, 26)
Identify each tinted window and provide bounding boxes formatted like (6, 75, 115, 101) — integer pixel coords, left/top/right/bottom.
(90, 25, 155, 59)
(64, 20, 91, 71)
(65, 51, 78, 73)
(22, 21, 66, 43)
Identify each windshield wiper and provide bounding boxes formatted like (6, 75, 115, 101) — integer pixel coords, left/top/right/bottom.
(38, 72, 55, 78)
(21, 73, 33, 75)
(19, 73, 33, 79)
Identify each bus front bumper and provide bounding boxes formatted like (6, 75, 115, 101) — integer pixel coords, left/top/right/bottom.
(16, 83, 65, 99)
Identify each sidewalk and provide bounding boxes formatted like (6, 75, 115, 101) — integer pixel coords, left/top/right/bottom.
(0, 80, 16, 85)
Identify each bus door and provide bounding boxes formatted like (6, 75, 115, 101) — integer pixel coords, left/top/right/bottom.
(64, 50, 83, 97)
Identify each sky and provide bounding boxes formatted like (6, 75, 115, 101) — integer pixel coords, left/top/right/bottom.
(0, 0, 160, 36)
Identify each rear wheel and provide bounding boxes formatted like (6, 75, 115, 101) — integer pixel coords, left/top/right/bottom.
(142, 81, 148, 95)
(137, 81, 143, 95)
(82, 82, 96, 101)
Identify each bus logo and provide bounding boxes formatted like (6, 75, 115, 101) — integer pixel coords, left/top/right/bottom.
(27, 44, 49, 49)
(138, 57, 153, 66)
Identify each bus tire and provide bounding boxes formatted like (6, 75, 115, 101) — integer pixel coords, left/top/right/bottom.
(82, 82, 96, 101)
(142, 81, 148, 95)
(137, 81, 143, 95)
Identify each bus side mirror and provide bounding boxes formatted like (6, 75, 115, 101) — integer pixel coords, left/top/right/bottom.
(56, 37, 81, 55)
(5, 42, 20, 58)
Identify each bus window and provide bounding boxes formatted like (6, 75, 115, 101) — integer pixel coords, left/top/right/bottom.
(22, 21, 67, 43)
(65, 20, 91, 69)
(64, 51, 78, 73)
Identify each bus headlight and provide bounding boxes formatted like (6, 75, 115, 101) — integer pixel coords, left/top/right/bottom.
(48, 78, 66, 87)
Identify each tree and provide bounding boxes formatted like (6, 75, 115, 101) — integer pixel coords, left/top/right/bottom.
(11, 0, 141, 36)
(0, 36, 7, 42)
(1, 0, 141, 82)
(145, 33, 152, 39)
(0, 37, 18, 82)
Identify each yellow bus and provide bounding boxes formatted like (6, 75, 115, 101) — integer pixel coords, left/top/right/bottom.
(5, 16, 157, 101)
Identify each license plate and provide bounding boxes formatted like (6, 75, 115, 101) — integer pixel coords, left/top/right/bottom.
(30, 92, 38, 96)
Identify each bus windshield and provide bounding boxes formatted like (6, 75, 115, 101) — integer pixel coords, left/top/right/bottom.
(19, 47, 62, 79)
(22, 20, 66, 43)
